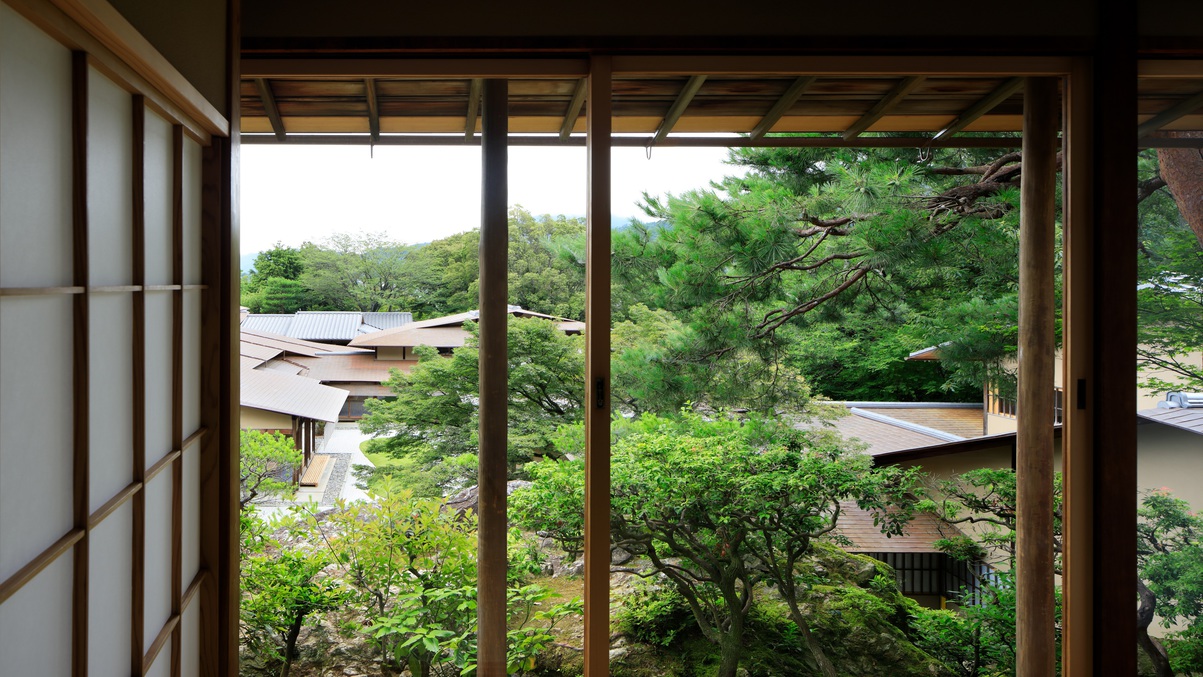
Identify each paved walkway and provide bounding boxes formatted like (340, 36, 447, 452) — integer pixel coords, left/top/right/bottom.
(322, 423, 376, 503)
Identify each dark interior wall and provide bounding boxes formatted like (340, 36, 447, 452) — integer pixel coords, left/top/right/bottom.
(241, 0, 1100, 44)
(107, 0, 228, 110)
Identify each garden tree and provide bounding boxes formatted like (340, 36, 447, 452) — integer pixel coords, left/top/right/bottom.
(926, 468, 1203, 676)
(1137, 149, 1203, 392)
(240, 531, 348, 677)
(294, 489, 579, 676)
(297, 232, 416, 312)
(394, 207, 587, 319)
(244, 276, 310, 314)
(239, 430, 303, 509)
(248, 243, 305, 287)
(615, 145, 1033, 400)
(513, 412, 922, 677)
(358, 318, 585, 488)
(610, 303, 812, 415)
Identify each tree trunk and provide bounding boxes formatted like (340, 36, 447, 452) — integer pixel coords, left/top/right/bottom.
(280, 614, 305, 677)
(783, 597, 838, 677)
(716, 616, 746, 677)
(1157, 132, 1203, 247)
(1137, 578, 1173, 677)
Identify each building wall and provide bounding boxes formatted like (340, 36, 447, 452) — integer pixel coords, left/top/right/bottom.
(240, 406, 293, 431)
(376, 346, 421, 366)
(1136, 422, 1203, 509)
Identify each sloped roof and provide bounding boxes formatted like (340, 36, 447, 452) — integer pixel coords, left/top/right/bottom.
(287, 311, 363, 341)
(240, 341, 283, 367)
(350, 325, 470, 349)
(289, 353, 402, 383)
(240, 366, 348, 422)
(361, 311, 413, 331)
(240, 327, 371, 357)
(1139, 407, 1203, 435)
(240, 314, 294, 335)
(834, 501, 962, 554)
(827, 413, 952, 456)
(858, 406, 984, 439)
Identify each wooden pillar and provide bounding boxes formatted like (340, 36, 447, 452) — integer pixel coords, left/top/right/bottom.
(1015, 76, 1059, 677)
(1088, 5, 1138, 673)
(476, 78, 508, 677)
(583, 54, 612, 677)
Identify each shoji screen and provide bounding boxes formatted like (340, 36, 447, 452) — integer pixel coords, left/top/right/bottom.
(0, 2, 215, 674)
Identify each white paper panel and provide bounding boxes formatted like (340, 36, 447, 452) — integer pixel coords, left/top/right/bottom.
(144, 110, 174, 285)
(0, 554, 72, 676)
(0, 296, 74, 581)
(144, 472, 173, 641)
(90, 293, 135, 512)
(87, 66, 134, 286)
(182, 137, 203, 285)
(0, 4, 73, 288)
(182, 290, 201, 436)
(180, 601, 199, 677)
(89, 501, 132, 676)
(145, 291, 174, 468)
(181, 440, 200, 593)
(145, 642, 171, 677)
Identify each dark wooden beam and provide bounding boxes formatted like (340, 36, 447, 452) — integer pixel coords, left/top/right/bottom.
(559, 77, 587, 141)
(933, 76, 1025, 141)
(650, 74, 706, 145)
(749, 76, 814, 139)
(1015, 76, 1059, 677)
(476, 79, 508, 677)
(254, 78, 286, 141)
(243, 133, 1027, 149)
(584, 54, 613, 677)
(1136, 88, 1203, 138)
(71, 50, 90, 677)
(842, 76, 925, 140)
(465, 77, 483, 140)
(365, 78, 380, 143)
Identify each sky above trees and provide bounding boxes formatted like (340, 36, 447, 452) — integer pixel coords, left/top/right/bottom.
(240, 144, 735, 254)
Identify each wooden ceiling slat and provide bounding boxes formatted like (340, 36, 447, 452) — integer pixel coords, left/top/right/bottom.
(255, 78, 287, 141)
(650, 75, 707, 145)
(465, 78, 482, 139)
(365, 78, 380, 143)
(1137, 88, 1203, 138)
(750, 76, 815, 139)
(932, 76, 1025, 141)
(560, 78, 587, 141)
(842, 76, 926, 140)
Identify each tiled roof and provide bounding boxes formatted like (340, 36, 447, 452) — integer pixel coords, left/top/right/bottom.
(351, 307, 583, 346)
(1139, 407, 1203, 435)
(287, 311, 363, 341)
(240, 366, 348, 422)
(833, 501, 964, 553)
(240, 314, 293, 335)
(240, 341, 282, 367)
(361, 311, 413, 331)
(808, 409, 951, 457)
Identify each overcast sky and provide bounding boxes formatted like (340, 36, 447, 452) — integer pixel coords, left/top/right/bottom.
(239, 144, 741, 254)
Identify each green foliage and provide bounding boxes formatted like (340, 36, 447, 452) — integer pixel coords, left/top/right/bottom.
(615, 582, 695, 647)
(359, 318, 584, 487)
(1136, 150, 1203, 393)
(515, 410, 921, 676)
(239, 510, 349, 677)
(1139, 489, 1203, 674)
(240, 430, 302, 509)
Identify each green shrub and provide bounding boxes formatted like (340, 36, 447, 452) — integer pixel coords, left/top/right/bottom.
(615, 582, 695, 647)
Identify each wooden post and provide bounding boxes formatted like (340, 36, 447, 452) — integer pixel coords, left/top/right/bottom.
(1087, 6, 1138, 673)
(1016, 76, 1059, 677)
(583, 54, 612, 677)
(476, 78, 508, 677)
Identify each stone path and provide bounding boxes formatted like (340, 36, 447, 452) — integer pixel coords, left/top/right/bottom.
(321, 423, 376, 503)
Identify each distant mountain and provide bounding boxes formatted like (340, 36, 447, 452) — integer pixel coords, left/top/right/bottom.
(240, 252, 257, 275)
